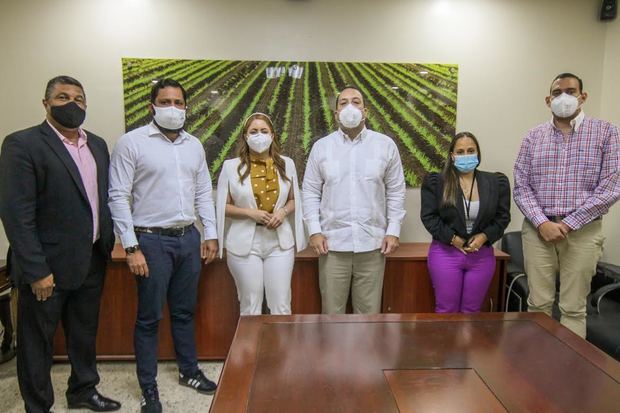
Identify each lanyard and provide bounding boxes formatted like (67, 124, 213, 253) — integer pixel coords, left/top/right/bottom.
(461, 172, 476, 221)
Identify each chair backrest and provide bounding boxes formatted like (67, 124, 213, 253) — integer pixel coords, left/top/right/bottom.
(501, 231, 525, 275)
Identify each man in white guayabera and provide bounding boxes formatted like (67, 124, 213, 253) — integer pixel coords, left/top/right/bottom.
(302, 85, 406, 314)
(108, 79, 218, 413)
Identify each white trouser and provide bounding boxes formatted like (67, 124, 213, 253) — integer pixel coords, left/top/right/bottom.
(226, 225, 295, 315)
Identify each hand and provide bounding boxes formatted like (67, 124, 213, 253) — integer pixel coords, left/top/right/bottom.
(31, 274, 55, 301)
(538, 221, 567, 243)
(381, 235, 399, 255)
(202, 239, 218, 264)
(463, 233, 488, 253)
(451, 235, 468, 255)
(249, 209, 273, 226)
(266, 208, 287, 229)
(309, 233, 329, 255)
(559, 221, 572, 235)
(127, 250, 149, 277)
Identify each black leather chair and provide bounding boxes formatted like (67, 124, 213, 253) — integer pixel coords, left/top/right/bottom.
(500, 231, 529, 312)
(501, 231, 620, 360)
(586, 262, 620, 361)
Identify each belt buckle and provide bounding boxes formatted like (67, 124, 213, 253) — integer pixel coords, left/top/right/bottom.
(179, 226, 186, 236)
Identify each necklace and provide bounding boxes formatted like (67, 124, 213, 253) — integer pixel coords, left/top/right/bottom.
(459, 172, 477, 221)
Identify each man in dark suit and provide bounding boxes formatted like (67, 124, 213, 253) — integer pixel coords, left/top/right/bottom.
(0, 76, 121, 413)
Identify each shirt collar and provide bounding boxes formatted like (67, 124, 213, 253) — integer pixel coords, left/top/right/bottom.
(47, 119, 87, 146)
(148, 121, 190, 143)
(338, 126, 367, 142)
(549, 110, 585, 132)
(250, 155, 272, 164)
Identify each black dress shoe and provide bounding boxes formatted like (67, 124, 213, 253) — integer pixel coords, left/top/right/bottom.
(68, 391, 121, 412)
(0, 346, 16, 364)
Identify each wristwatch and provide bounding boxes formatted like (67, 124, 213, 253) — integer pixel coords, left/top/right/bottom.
(125, 245, 140, 255)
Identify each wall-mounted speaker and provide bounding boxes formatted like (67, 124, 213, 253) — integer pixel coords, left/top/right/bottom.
(600, 0, 617, 21)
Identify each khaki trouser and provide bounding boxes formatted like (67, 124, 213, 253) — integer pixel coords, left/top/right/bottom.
(522, 218, 604, 338)
(318, 250, 386, 314)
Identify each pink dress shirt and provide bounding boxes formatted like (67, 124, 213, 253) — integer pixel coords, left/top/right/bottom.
(47, 120, 99, 242)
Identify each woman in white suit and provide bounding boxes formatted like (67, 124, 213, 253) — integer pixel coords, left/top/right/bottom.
(216, 113, 306, 315)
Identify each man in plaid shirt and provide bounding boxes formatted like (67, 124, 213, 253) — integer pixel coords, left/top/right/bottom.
(514, 73, 620, 338)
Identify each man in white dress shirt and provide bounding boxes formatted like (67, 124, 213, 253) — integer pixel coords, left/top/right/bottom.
(108, 79, 218, 413)
(302, 85, 406, 314)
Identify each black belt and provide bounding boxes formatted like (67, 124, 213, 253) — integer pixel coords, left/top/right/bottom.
(546, 215, 601, 223)
(134, 224, 194, 237)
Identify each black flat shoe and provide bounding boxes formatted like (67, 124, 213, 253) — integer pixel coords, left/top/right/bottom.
(68, 391, 121, 412)
(141, 387, 162, 413)
(179, 369, 217, 395)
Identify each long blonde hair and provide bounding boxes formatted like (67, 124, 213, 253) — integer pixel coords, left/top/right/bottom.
(236, 113, 290, 184)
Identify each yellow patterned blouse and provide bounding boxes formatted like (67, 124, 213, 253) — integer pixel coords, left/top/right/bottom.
(250, 156, 280, 213)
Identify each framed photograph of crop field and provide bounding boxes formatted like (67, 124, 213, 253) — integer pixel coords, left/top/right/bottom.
(122, 58, 458, 186)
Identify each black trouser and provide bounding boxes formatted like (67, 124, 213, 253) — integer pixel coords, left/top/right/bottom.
(134, 226, 201, 390)
(17, 246, 106, 413)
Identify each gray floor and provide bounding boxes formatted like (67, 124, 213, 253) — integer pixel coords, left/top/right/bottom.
(0, 358, 223, 412)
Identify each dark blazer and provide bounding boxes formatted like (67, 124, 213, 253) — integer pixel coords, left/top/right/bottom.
(420, 170, 511, 246)
(0, 121, 115, 289)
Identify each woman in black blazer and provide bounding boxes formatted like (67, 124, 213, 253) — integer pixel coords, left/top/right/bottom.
(421, 132, 510, 313)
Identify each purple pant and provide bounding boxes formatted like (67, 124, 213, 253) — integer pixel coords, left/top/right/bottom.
(427, 240, 496, 313)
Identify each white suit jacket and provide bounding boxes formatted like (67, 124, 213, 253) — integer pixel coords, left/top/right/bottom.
(216, 156, 307, 258)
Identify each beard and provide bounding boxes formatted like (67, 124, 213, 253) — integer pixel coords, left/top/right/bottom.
(153, 119, 184, 134)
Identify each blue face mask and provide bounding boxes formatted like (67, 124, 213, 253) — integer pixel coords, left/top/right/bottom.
(453, 154, 479, 173)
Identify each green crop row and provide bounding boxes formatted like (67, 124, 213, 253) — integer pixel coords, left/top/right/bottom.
(123, 59, 197, 97)
(353, 64, 449, 155)
(279, 62, 300, 144)
(125, 60, 238, 126)
(124, 60, 225, 117)
(302, 63, 313, 153)
(337, 63, 435, 172)
(124, 60, 217, 109)
(267, 63, 288, 115)
(188, 61, 270, 138)
(347, 63, 447, 159)
(387, 63, 457, 103)
(316, 63, 337, 132)
(414, 64, 458, 84)
(377, 63, 456, 122)
(211, 62, 274, 173)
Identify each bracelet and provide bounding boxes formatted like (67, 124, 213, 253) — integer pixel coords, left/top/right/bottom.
(281, 206, 289, 216)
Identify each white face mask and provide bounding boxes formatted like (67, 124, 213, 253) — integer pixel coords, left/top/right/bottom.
(153, 105, 186, 130)
(338, 104, 364, 129)
(550, 92, 580, 118)
(247, 132, 273, 153)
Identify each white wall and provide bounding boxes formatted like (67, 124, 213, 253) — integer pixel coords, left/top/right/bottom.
(0, 0, 618, 262)
(601, 15, 620, 263)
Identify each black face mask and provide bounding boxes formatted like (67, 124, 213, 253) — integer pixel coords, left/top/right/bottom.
(50, 101, 86, 129)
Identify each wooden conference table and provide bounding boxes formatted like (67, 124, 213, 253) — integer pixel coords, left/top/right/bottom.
(211, 313, 620, 413)
(53, 243, 509, 360)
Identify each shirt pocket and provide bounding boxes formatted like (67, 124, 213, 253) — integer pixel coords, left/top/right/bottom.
(322, 161, 341, 185)
(364, 158, 384, 181)
(574, 146, 602, 186)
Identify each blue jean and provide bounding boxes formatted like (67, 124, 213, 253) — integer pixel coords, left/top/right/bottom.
(134, 226, 202, 390)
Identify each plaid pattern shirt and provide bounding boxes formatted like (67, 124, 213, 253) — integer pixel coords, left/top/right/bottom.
(514, 112, 620, 230)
